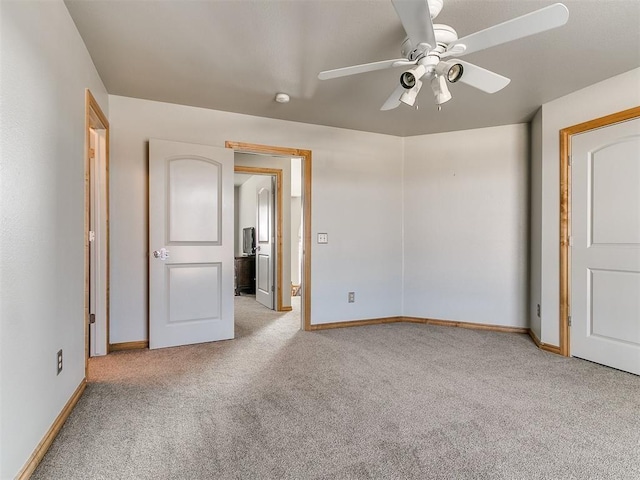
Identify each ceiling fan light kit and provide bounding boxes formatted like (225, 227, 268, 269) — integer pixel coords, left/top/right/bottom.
(430, 75, 452, 106)
(436, 60, 464, 83)
(400, 64, 427, 89)
(400, 78, 423, 106)
(318, 0, 569, 111)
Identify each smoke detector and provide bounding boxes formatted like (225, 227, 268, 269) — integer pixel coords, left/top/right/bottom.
(275, 93, 290, 103)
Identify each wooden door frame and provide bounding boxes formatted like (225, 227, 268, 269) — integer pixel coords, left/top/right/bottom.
(85, 89, 110, 374)
(559, 106, 640, 356)
(226, 141, 312, 330)
(234, 166, 284, 311)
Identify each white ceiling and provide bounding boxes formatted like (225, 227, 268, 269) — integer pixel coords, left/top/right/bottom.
(65, 0, 640, 137)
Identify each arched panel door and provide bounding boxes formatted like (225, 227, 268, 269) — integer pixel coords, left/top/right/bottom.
(571, 118, 640, 375)
(149, 139, 234, 349)
(255, 177, 275, 310)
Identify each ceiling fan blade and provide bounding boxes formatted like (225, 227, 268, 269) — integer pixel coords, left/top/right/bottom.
(456, 60, 510, 94)
(443, 3, 569, 58)
(318, 58, 414, 80)
(380, 83, 406, 111)
(392, 0, 437, 52)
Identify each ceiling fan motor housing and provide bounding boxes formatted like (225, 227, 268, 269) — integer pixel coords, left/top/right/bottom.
(401, 24, 458, 59)
(433, 24, 458, 46)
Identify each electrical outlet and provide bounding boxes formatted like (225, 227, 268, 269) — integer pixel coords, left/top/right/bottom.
(57, 349, 63, 375)
(317, 233, 328, 244)
(536, 304, 541, 317)
(348, 292, 355, 303)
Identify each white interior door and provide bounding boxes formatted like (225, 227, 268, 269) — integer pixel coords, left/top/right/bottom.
(255, 176, 275, 309)
(89, 132, 97, 356)
(571, 117, 640, 375)
(89, 128, 108, 356)
(149, 139, 234, 349)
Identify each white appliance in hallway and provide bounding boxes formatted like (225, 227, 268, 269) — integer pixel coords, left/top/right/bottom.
(571, 117, 640, 375)
(149, 139, 235, 349)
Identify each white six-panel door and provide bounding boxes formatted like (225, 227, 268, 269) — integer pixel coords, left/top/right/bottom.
(571, 117, 640, 375)
(149, 139, 234, 349)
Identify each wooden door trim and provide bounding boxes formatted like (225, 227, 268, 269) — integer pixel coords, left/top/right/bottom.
(234, 166, 284, 311)
(85, 89, 110, 375)
(559, 106, 640, 356)
(226, 141, 312, 330)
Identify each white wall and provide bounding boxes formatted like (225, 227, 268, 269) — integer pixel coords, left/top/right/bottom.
(236, 175, 258, 256)
(109, 95, 403, 341)
(0, 1, 108, 477)
(403, 124, 530, 327)
(537, 68, 640, 346)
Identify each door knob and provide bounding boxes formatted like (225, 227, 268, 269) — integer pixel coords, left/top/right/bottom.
(152, 248, 170, 260)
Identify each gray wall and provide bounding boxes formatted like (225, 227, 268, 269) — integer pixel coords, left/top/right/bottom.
(0, 1, 108, 477)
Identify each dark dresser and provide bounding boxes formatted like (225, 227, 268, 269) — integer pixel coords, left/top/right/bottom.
(234, 255, 255, 295)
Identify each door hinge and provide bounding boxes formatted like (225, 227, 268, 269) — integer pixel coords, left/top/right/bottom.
(89, 231, 96, 242)
(568, 155, 572, 166)
(89, 148, 95, 159)
(272, 285, 275, 292)
(568, 315, 572, 327)
(89, 313, 96, 324)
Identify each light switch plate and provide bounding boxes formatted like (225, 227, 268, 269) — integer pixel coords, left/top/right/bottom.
(317, 233, 328, 244)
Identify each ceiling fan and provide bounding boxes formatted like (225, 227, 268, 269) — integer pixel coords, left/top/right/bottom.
(318, 0, 569, 110)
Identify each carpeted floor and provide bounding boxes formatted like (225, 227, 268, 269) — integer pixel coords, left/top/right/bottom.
(33, 295, 640, 479)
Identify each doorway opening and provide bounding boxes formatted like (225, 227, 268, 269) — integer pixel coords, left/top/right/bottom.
(227, 142, 312, 331)
(84, 90, 110, 374)
(234, 167, 282, 311)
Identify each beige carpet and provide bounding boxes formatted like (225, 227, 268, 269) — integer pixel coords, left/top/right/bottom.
(33, 295, 640, 479)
